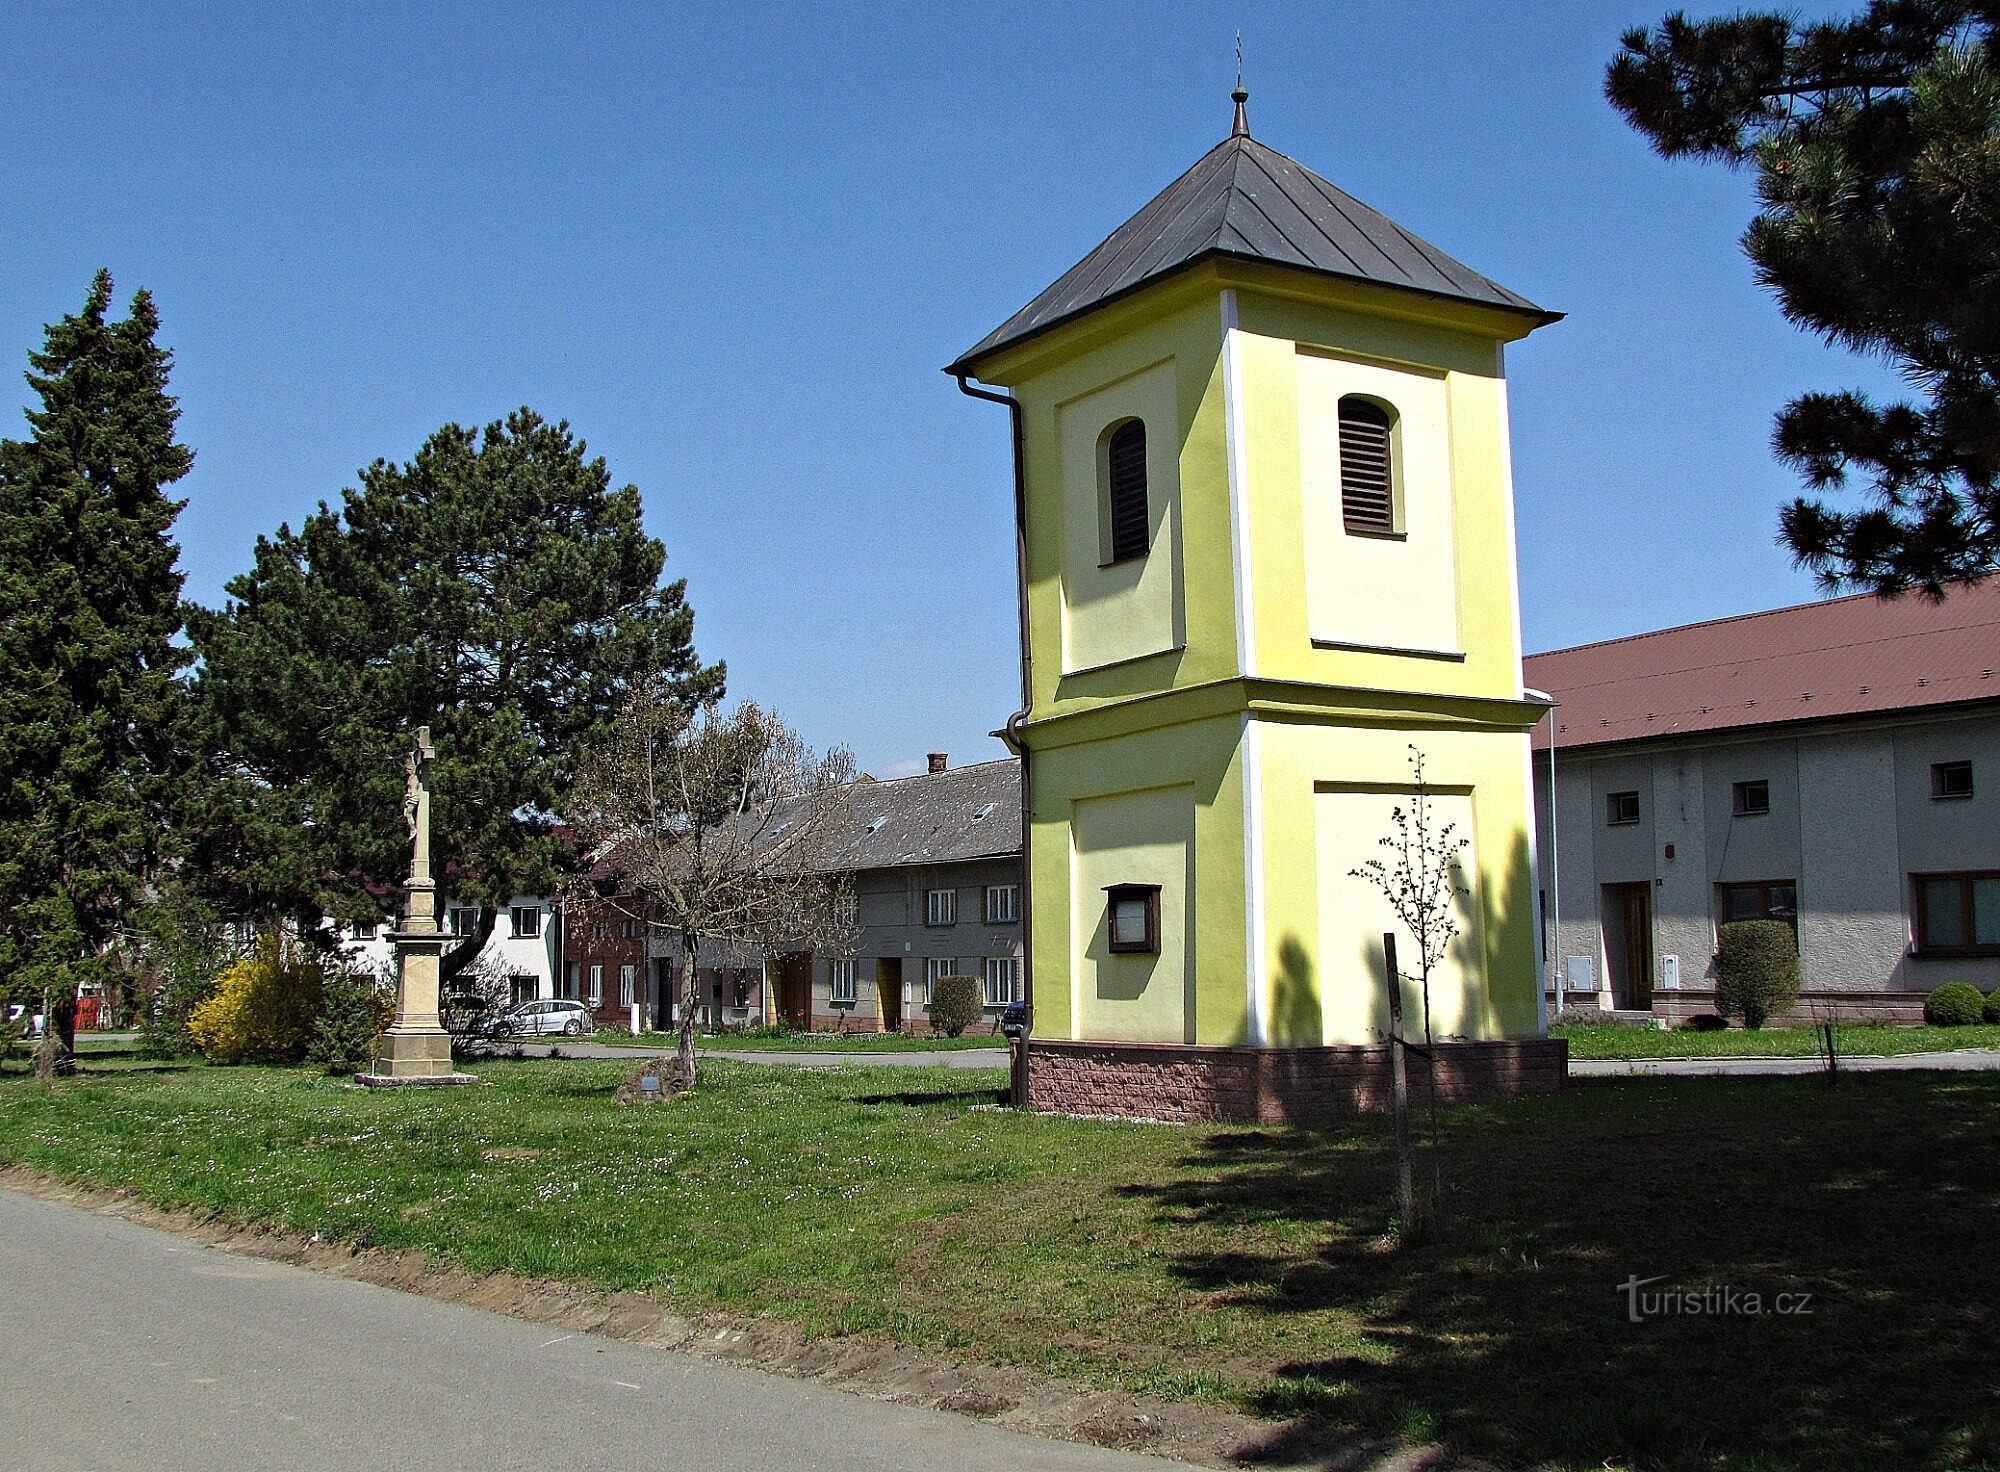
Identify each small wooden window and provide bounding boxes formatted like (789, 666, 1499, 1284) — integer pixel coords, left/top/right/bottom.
(1932, 761, 1974, 799)
(1104, 883, 1161, 954)
(984, 884, 1019, 923)
(1606, 791, 1640, 826)
(1105, 420, 1149, 563)
(1719, 880, 1797, 935)
(1732, 780, 1770, 816)
(925, 888, 957, 926)
(1914, 871, 2000, 955)
(1338, 397, 1396, 535)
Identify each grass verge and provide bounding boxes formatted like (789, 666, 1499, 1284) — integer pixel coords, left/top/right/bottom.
(2, 1055, 1996, 1470)
(1556, 1020, 2000, 1059)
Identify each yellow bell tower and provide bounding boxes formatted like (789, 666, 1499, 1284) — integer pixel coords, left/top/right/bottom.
(950, 90, 1567, 1121)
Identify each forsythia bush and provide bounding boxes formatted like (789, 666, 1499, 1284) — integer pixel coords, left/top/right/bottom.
(187, 936, 327, 1064)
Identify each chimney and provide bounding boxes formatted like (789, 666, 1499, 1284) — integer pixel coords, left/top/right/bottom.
(927, 752, 948, 774)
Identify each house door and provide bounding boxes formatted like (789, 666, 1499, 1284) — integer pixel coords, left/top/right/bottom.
(776, 952, 813, 1030)
(875, 958, 902, 1032)
(1604, 882, 1654, 1010)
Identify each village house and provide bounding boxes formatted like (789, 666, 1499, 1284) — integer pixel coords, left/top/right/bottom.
(1529, 578, 2000, 1024)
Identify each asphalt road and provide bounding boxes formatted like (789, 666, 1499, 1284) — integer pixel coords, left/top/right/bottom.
(0, 1188, 1168, 1472)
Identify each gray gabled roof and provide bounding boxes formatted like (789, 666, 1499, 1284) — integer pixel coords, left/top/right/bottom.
(823, 758, 1020, 871)
(947, 130, 1557, 375)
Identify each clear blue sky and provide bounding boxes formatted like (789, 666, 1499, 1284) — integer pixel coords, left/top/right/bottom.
(2, 0, 1899, 777)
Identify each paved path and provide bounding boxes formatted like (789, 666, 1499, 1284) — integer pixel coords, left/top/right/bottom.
(1570, 1048, 2000, 1077)
(0, 1186, 1166, 1472)
(515, 1040, 1011, 1069)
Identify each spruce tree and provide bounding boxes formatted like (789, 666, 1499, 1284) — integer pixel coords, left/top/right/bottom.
(0, 271, 194, 1048)
(187, 409, 723, 971)
(1608, 3, 2000, 594)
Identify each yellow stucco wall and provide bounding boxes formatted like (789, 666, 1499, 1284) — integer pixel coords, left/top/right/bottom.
(1056, 359, 1184, 673)
(1254, 717, 1541, 1045)
(1027, 714, 1249, 1045)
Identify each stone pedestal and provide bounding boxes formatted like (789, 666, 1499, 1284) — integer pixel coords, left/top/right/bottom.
(358, 879, 473, 1087)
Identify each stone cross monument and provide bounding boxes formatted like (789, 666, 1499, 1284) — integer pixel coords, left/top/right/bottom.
(359, 726, 470, 1084)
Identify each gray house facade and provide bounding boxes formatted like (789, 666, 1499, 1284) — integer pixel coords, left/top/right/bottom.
(785, 756, 1024, 1034)
(1528, 583, 2000, 1023)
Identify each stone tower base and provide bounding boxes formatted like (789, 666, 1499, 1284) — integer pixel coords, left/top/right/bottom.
(1026, 1038, 1565, 1125)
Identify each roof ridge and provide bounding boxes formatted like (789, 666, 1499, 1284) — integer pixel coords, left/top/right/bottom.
(1525, 585, 1928, 661)
(857, 756, 1020, 791)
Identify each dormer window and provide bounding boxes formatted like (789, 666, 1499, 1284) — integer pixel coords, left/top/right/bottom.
(1102, 419, 1149, 564)
(1337, 396, 1397, 536)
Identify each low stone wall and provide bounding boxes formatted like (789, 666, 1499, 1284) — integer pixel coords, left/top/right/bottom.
(1650, 989, 1931, 1028)
(1026, 1038, 1566, 1125)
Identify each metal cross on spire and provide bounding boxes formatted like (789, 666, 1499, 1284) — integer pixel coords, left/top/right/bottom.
(1231, 31, 1250, 138)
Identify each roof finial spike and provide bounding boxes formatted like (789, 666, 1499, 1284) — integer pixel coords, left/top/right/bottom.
(1231, 32, 1250, 138)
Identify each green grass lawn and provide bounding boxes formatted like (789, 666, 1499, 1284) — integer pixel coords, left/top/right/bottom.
(2, 1053, 1996, 1471)
(1556, 1020, 2000, 1059)
(592, 1028, 1008, 1052)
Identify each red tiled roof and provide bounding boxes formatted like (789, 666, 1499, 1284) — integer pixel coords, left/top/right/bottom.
(1524, 579, 2000, 752)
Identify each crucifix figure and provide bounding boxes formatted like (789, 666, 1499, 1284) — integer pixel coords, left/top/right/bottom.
(404, 724, 435, 888)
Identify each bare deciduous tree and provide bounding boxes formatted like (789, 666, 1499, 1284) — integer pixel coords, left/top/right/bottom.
(1352, 745, 1469, 1232)
(567, 685, 856, 1090)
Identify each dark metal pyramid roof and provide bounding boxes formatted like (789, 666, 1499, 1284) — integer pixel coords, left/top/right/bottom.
(948, 129, 1557, 375)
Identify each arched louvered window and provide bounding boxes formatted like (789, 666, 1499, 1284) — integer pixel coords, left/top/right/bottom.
(1104, 419, 1149, 563)
(1337, 397, 1396, 535)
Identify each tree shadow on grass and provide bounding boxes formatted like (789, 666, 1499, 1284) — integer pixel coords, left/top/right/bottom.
(1126, 1073, 2000, 1471)
(853, 1088, 1008, 1108)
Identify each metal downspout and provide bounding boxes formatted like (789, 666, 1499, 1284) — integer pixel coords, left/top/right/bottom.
(955, 372, 1033, 1110)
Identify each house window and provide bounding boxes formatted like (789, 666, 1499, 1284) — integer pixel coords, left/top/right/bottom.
(1914, 871, 2000, 955)
(984, 884, 1019, 924)
(834, 891, 858, 925)
(1731, 779, 1770, 817)
(1932, 761, 1974, 800)
(1104, 883, 1161, 954)
(1337, 396, 1396, 535)
(565, 962, 580, 1000)
(588, 964, 604, 1006)
(1103, 418, 1149, 563)
(618, 964, 635, 1007)
(830, 958, 858, 1004)
(924, 956, 957, 1002)
(926, 888, 957, 926)
(510, 905, 541, 939)
(448, 907, 478, 936)
(1606, 791, 1640, 826)
(1720, 881, 1797, 935)
(982, 957, 1018, 1006)
(351, 919, 378, 942)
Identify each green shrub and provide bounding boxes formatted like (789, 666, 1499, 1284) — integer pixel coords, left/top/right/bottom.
(306, 965, 394, 1073)
(187, 936, 326, 1064)
(1715, 921, 1800, 1029)
(130, 889, 237, 1058)
(1925, 982, 1986, 1027)
(1985, 989, 2000, 1025)
(926, 975, 984, 1038)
